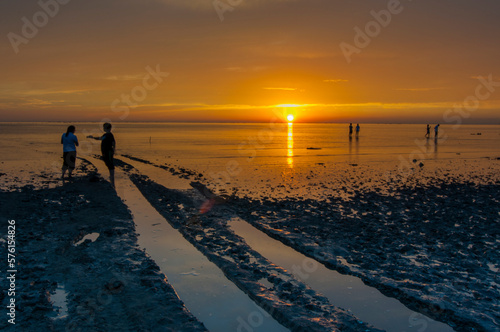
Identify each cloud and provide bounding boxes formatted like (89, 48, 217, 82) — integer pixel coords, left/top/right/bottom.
(395, 88, 446, 92)
(263, 87, 297, 91)
(104, 74, 145, 81)
(470, 75, 500, 81)
(152, 0, 298, 10)
(323, 79, 348, 83)
(225, 66, 268, 72)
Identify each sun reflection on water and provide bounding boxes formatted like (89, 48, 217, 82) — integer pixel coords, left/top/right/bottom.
(287, 122, 294, 168)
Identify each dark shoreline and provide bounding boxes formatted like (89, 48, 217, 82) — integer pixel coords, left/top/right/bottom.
(0, 162, 206, 332)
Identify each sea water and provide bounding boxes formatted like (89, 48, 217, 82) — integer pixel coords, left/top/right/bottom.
(1, 122, 498, 196)
(2, 122, 498, 162)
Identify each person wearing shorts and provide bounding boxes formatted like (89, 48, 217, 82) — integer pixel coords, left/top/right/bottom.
(61, 125, 79, 179)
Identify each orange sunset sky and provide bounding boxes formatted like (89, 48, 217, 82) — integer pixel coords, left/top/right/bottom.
(1, 0, 499, 123)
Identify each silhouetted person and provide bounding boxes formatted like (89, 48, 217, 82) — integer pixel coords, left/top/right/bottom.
(61, 125, 79, 180)
(434, 124, 440, 138)
(355, 123, 360, 136)
(425, 124, 430, 138)
(349, 123, 353, 136)
(88, 123, 116, 188)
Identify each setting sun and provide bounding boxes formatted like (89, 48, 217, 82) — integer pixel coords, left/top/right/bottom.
(287, 114, 295, 122)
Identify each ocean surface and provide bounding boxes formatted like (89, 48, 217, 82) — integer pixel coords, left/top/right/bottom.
(1, 122, 499, 196)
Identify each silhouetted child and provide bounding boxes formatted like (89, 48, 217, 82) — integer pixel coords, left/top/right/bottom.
(61, 125, 79, 180)
(88, 123, 116, 187)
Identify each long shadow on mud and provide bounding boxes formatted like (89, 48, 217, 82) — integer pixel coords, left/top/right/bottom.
(115, 158, 382, 332)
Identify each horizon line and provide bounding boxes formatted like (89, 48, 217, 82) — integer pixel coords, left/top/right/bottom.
(1, 120, 499, 125)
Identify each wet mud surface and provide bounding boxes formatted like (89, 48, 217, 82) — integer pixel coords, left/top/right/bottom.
(0, 162, 207, 332)
(123, 161, 382, 331)
(230, 183, 500, 331)
(121, 156, 500, 331)
(1, 153, 498, 332)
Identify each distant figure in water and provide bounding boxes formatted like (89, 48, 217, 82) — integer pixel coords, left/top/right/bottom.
(349, 123, 353, 136)
(434, 124, 440, 138)
(425, 124, 430, 138)
(355, 123, 360, 136)
(61, 125, 79, 180)
(88, 123, 116, 188)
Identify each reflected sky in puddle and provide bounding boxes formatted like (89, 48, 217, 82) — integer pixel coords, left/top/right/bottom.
(229, 218, 455, 332)
(49, 284, 69, 320)
(100, 163, 289, 332)
(74, 232, 100, 246)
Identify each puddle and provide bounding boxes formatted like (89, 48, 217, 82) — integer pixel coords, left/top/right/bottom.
(487, 263, 498, 273)
(120, 155, 192, 190)
(88, 156, 457, 331)
(74, 233, 100, 246)
(49, 284, 69, 320)
(229, 218, 455, 332)
(85, 156, 288, 331)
